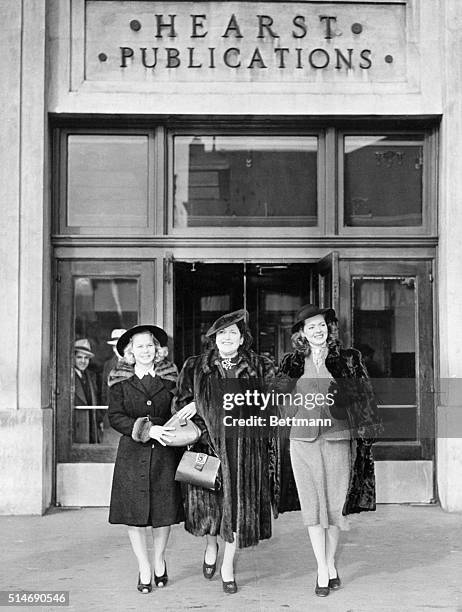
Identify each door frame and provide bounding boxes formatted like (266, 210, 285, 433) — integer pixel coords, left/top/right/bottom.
(338, 258, 435, 461)
(55, 259, 156, 464)
(164, 254, 324, 363)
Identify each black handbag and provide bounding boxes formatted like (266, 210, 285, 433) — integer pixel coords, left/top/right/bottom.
(175, 449, 221, 491)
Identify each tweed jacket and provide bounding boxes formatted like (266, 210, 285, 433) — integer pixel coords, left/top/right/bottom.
(288, 355, 350, 441)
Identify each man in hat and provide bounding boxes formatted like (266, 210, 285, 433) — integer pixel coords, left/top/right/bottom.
(101, 329, 127, 405)
(73, 338, 101, 444)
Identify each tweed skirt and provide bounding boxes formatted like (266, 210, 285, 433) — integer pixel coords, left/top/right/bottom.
(290, 437, 351, 530)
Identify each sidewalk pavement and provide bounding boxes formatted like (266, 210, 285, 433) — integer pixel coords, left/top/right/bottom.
(0, 504, 461, 612)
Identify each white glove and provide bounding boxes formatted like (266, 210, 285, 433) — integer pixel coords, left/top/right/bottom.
(175, 401, 197, 420)
(149, 425, 175, 446)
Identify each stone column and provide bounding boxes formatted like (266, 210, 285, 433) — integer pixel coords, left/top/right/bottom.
(0, 0, 51, 514)
(437, 0, 462, 512)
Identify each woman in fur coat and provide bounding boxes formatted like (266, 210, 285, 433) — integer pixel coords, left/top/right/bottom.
(277, 304, 382, 597)
(174, 309, 277, 595)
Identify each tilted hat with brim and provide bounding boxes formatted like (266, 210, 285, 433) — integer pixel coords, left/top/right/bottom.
(107, 328, 127, 346)
(291, 304, 337, 334)
(205, 309, 249, 338)
(116, 324, 168, 356)
(74, 338, 94, 358)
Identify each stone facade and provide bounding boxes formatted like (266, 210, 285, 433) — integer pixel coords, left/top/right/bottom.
(1, 0, 461, 514)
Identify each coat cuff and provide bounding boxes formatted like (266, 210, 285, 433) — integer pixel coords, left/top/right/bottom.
(131, 417, 152, 443)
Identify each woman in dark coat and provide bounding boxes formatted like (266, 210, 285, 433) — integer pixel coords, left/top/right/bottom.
(278, 304, 381, 597)
(174, 309, 277, 595)
(108, 324, 188, 594)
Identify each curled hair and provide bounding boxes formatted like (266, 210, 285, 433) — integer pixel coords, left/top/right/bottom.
(122, 331, 160, 365)
(204, 318, 253, 353)
(291, 315, 340, 355)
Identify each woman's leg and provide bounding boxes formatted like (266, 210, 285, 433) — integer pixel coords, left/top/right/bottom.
(152, 525, 171, 576)
(127, 526, 151, 583)
(220, 533, 237, 582)
(204, 533, 219, 564)
(326, 525, 340, 578)
(307, 525, 329, 587)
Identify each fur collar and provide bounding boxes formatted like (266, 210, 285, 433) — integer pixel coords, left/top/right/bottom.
(199, 347, 263, 378)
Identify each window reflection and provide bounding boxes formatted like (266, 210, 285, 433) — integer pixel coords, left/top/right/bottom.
(72, 278, 138, 446)
(174, 136, 318, 227)
(67, 135, 150, 230)
(344, 135, 424, 227)
(353, 277, 417, 440)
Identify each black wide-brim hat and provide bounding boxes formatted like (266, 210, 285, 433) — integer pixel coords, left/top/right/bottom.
(205, 309, 249, 338)
(116, 324, 168, 355)
(291, 304, 337, 333)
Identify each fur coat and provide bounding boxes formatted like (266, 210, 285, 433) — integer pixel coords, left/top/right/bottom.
(277, 345, 382, 515)
(174, 348, 278, 548)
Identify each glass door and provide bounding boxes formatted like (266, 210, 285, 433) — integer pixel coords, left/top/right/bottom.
(339, 260, 434, 461)
(313, 251, 340, 313)
(55, 261, 156, 464)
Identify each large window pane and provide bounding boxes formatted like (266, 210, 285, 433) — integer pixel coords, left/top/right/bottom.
(72, 277, 138, 446)
(173, 136, 318, 227)
(344, 135, 424, 227)
(353, 277, 417, 440)
(67, 135, 150, 229)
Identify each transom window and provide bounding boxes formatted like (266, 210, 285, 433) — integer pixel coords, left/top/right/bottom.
(53, 123, 436, 237)
(343, 135, 424, 227)
(173, 135, 318, 228)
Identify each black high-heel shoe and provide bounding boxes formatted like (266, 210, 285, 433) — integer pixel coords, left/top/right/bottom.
(154, 562, 168, 588)
(203, 543, 219, 579)
(315, 578, 330, 597)
(137, 573, 152, 594)
(328, 572, 341, 590)
(221, 570, 238, 594)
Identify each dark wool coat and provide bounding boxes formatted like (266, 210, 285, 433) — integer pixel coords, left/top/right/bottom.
(174, 349, 278, 548)
(74, 369, 98, 406)
(277, 346, 382, 516)
(73, 369, 102, 444)
(108, 374, 183, 526)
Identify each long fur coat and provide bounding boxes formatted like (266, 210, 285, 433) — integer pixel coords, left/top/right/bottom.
(278, 345, 382, 515)
(174, 348, 278, 548)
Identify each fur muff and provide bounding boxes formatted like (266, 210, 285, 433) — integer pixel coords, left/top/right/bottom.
(175, 348, 278, 548)
(277, 345, 382, 516)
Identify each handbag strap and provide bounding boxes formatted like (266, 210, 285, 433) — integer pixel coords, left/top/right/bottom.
(204, 431, 220, 460)
(189, 427, 219, 459)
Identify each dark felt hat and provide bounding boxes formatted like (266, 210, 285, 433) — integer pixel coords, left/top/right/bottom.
(291, 304, 337, 333)
(116, 324, 168, 355)
(205, 309, 249, 338)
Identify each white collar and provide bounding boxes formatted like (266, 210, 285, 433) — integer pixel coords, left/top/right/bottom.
(134, 364, 156, 379)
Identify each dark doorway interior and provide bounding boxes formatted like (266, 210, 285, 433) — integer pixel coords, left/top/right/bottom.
(173, 262, 313, 367)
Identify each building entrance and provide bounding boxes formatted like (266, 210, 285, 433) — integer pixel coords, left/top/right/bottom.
(174, 261, 326, 367)
(54, 255, 434, 506)
(172, 257, 435, 504)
